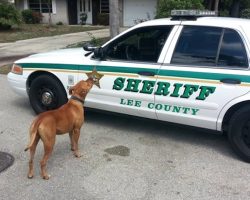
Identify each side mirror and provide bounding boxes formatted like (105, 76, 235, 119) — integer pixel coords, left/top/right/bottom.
(93, 47, 105, 60)
(83, 42, 97, 51)
(83, 43, 105, 60)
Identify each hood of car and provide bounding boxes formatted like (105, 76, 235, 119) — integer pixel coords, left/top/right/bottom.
(15, 48, 90, 65)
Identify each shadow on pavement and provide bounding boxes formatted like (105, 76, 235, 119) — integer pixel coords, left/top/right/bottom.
(85, 109, 238, 162)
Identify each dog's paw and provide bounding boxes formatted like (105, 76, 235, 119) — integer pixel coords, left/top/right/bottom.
(74, 151, 83, 158)
(42, 174, 51, 180)
(27, 174, 34, 179)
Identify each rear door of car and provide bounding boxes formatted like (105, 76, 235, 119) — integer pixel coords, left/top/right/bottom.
(155, 23, 250, 130)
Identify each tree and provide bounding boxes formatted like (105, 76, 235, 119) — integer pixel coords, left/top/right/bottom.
(0, 0, 21, 30)
(230, 0, 240, 17)
(214, 0, 219, 12)
(46, 0, 52, 26)
(109, 0, 119, 38)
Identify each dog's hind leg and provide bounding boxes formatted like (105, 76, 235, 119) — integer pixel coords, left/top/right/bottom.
(40, 135, 55, 180)
(27, 134, 40, 179)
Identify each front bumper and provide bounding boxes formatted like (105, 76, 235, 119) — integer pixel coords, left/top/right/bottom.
(7, 72, 28, 97)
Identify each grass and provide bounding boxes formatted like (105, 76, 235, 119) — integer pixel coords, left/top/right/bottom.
(0, 24, 108, 73)
(66, 37, 110, 48)
(0, 65, 12, 75)
(0, 24, 105, 43)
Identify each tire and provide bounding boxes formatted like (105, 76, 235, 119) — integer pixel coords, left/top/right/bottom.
(228, 105, 250, 162)
(29, 75, 67, 114)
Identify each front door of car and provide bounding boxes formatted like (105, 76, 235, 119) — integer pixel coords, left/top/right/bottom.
(80, 25, 174, 119)
(155, 25, 250, 130)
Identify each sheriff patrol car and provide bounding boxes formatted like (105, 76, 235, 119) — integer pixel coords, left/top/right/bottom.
(7, 10, 250, 162)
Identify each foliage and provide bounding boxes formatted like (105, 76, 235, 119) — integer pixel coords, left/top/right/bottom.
(97, 13, 109, 25)
(0, 1, 21, 30)
(21, 9, 43, 24)
(156, 0, 204, 18)
(241, 8, 250, 19)
(219, 10, 229, 17)
(56, 21, 63, 25)
(0, 24, 104, 43)
(203, 0, 250, 17)
(87, 32, 103, 46)
(134, 12, 151, 25)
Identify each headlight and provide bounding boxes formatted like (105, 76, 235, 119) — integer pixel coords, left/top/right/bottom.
(11, 64, 23, 75)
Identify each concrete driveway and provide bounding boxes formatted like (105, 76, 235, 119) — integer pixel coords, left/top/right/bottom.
(1, 28, 250, 200)
(1, 74, 250, 200)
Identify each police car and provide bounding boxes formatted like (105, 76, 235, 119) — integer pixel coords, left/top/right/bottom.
(7, 10, 250, 162)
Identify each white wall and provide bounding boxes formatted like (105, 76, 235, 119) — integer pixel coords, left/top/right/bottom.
(42, 0, 68, 24)
(123, 0, 157, 26)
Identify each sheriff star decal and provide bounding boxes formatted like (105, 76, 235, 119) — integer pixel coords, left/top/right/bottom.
(86, 67, 104, 88)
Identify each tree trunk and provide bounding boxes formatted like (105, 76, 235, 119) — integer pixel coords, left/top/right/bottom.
(230, 0, 240, 17)
(214, 0, 219, 12)
(109, 0, 120, 38)
(208, 0, 213, 10)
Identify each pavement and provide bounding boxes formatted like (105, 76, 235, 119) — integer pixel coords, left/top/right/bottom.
(1, 75, 250, 200)
(2, 26, 250, 200)
(0, 28, 111, 67)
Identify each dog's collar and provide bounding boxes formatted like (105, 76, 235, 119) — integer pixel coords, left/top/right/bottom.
(70, 96, 85, 105)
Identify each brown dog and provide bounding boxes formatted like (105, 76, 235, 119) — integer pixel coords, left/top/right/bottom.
(25, 78, 94, 180)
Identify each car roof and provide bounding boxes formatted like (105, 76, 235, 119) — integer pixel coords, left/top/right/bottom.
(137, 16, 250, 29)
(107, 16, 250, 49)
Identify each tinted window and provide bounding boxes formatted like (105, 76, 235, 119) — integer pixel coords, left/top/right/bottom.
(105, 26, 173, 63)
(218, 29, 248, 68)
(171, 26, 222, 66)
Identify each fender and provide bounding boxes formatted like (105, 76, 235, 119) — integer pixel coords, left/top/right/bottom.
(217, 92, 250, 131)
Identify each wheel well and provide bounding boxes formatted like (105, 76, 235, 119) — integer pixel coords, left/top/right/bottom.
(26, 71, 67, 96)
(222, 101, 250, 133)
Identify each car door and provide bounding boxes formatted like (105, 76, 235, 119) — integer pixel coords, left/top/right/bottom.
(79, 25, 174, 119)
(155, 24, 250, 130)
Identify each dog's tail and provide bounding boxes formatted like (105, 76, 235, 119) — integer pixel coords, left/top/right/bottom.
(24, 119, 40, 152)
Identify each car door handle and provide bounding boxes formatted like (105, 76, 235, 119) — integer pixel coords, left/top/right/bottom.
(220, 78, 241, 84)
(137, 71, 155, 76)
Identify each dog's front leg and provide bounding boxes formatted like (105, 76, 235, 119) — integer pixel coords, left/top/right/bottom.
(72, 129, 82, 158)
(69, 131, 74, 151)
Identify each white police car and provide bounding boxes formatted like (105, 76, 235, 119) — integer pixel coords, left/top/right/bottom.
(8, 10, 250, 162)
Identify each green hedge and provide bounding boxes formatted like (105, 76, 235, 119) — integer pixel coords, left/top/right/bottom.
(241, 8, 250, 19)
(21, 9, 43, 24)
(0, 2, 21, 30)
(97, 13, 109, 25)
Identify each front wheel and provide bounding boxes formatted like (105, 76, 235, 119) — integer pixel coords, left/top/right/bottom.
(29, 75, 67, 114)
(228, 105, 250, 162)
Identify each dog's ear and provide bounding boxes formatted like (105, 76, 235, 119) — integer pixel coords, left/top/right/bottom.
(69, 86, 75, 95)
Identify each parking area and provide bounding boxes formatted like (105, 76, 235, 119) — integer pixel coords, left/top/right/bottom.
(1, 74, 250, 199)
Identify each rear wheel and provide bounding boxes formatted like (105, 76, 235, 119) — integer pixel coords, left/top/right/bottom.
(228, 105, 250, 162)
(29, 75, 67, 114)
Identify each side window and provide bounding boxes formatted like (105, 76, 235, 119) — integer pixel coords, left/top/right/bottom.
(171, 26, 249, 68)
(218, 29, 248, 68)
(105, 26, 173, 63)
(171, 26, 222, 66)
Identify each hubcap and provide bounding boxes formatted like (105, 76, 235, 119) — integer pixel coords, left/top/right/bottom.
(41, 91, 53, 106)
